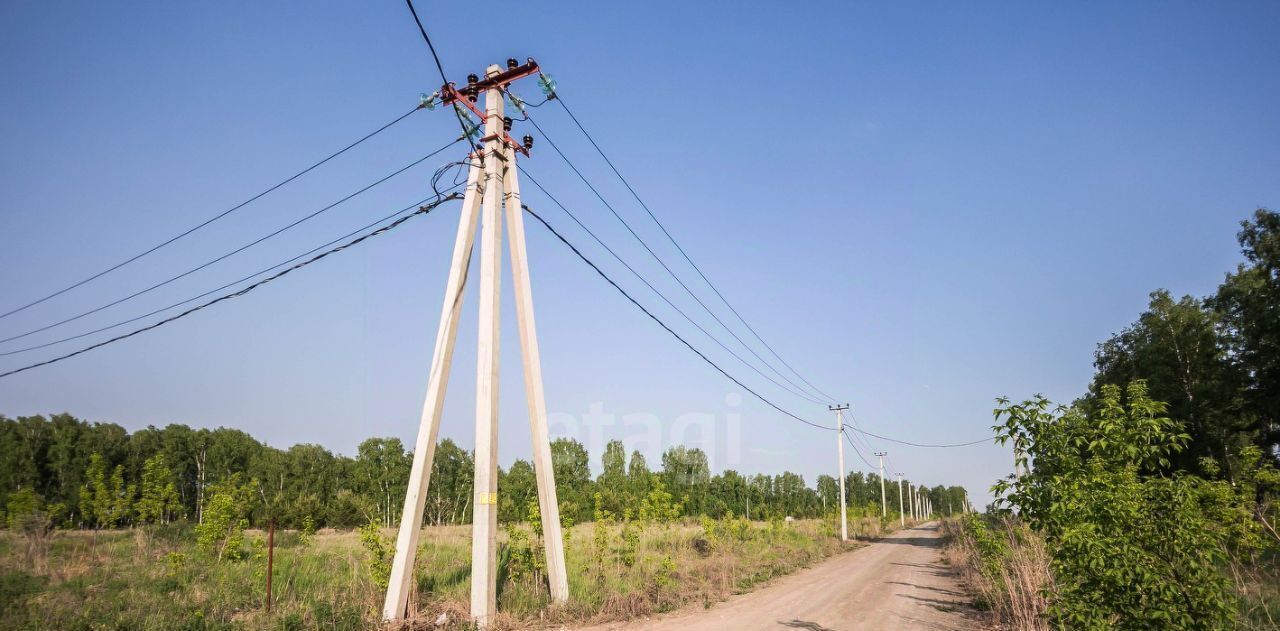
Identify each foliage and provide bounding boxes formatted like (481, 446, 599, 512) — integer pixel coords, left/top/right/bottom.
(297, 515, 316, 548)
(638, 479, 683, 525)
(357, 520, 393, 589)
(617, 510, 639, 567)
(992, 382, 1269, 629)
(80, 453, 134, 528)
(136, 453, 182, 525)
(0, 517, 855, 630)
(5, 488, 43, 530)
(1209, 208, 1280, 462)
(195, 493, 247, 561)
(0, 414, 956, 537)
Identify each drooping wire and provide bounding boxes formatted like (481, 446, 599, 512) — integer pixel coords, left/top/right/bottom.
(523, 202, 999, 447)
(0, 106, 424, 322)
(402, 0, 479, 154)
(2, 168, 471, 357)
(0, 193, 463, 380)
(522, 203, 828, 431)
(845, 423, 995, 448)
(518, 166, 827, 406)
(846, 413, 882, 459)
(547, 91, 841, 404)
(0, 139, 463, 346)
(840, 426, 878, 471)
(522, 112, 827, 405)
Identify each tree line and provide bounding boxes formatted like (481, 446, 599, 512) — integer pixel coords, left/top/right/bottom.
(0, 414, 964, 530)
(971, 209, 1280, 629)
(1084, 208, 1280, 478)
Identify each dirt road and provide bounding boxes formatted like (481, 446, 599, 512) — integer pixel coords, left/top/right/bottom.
(578, 522, 979, 631)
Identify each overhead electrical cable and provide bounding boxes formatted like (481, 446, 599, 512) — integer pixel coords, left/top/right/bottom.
(402, 0, 479, 154)
(524, 201, 997, 448)
(846, 413, 882, 456)
(0, 193, 462, 380)
(0, 106, 425, 321)
(518, 166, 827, 406)
(848, 424, 994, 448)
(521, 203, 828, 430)
(523, 113, 826, 405)
(841, 427, 879, 470)
(1, 180, 469, 357)
(0, 139, 462, 345)
(546, 93, 841, 405)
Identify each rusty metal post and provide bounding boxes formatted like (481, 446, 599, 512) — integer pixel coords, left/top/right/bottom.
(266, 518, 275, 613)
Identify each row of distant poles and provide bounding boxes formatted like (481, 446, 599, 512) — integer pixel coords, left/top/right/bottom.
(830, 404, 969, 541)
(381, 59, 567, 626)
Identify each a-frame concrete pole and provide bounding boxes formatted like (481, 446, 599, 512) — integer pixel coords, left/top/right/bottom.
(470, 64, 506, 626)
(502, 143, 569, 602)
(382, 157, 484, 622)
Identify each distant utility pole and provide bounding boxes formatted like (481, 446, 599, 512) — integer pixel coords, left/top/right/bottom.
(908, 483, 916, 522)
(830, 404, 850, 542)
(875, 452, 887, 518)
(383, 59, 567, 627)
(895, 473, 906, 527)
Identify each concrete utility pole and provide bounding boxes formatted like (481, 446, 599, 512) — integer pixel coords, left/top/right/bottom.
(895, 473, 905, 527)
(830, 404, 849, 542)
(908, 483, 916, 521)
(875, 452, 887, 518)
(383, 60, 567, 627)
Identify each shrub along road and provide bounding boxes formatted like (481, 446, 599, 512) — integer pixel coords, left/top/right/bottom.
(577, 522, 977, 631)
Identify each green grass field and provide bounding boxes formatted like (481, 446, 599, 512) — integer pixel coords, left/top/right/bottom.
(0, 514, 901, 630)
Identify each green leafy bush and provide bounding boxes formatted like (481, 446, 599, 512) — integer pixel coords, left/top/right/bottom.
(357, 520, 393, 589)
(992, 382, 1262, 629)
(194, 494, 246, 561)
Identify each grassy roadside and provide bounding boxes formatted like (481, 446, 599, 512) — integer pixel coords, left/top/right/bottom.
(940, 515, 1280, 631)
(0, 514, 916, 630)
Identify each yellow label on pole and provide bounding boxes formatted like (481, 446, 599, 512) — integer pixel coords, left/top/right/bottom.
(477, 492, 498, 505)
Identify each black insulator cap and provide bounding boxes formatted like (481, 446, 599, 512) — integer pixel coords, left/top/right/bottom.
(507, 58, 519, 69)
(522, 135, 534, 150)
(503, 116, 513, 131)
(467, 73, 479, 85)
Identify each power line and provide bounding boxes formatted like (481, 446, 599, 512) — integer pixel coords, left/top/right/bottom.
(846, 424, 994, 448)
(846, 413, 882, 457)
(522, 112, 826, 405)
(0, 193, 462, 380)
(518, 166, 827, 406)
(402, 0, 478, 153)
(548, 92, 840, 404)
(841, 427, 878, 470)
(0, 106, 424, 322)
(0, 139, 462, 346)
(523, 202, 998, 447)
(1, 179, 469, 357)
(522, 203, 828, 430)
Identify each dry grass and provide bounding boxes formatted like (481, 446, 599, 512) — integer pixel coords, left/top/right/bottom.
(941, 516, 1051, 631)
(0, 515, 905, 630)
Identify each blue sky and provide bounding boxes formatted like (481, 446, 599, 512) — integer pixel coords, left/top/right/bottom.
(1, 2, 1277, 507)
